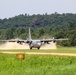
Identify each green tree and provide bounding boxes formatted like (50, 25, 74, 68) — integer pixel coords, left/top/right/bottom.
(39, 28, 45, 37)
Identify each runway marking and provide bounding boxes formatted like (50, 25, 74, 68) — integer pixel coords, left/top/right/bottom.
(1, 52, 76, 57)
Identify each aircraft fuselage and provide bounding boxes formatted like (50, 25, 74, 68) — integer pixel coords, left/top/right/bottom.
(29, 40, 42, 49)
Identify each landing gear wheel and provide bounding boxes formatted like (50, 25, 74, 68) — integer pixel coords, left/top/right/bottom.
(38, 47, 40, 50)
(30, 47, 32, 50)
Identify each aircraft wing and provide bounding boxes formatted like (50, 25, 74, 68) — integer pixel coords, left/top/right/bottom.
(0, 40, 11, 42)
(0, 40, 24, 42)
(41, 39, 53, 42)
(0, 39, 26, 45)
(40, 39, 55, 44)
(40, 38, 69, 43)
(54, 38, 69, 41)
(0, 38, 68, 44)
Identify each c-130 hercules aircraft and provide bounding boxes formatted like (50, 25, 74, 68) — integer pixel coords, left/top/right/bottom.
(1, 28, 68, 49)
(7, 27, 68, 49)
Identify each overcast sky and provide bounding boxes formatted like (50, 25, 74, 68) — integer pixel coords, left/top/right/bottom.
(0, 0, 76, 19)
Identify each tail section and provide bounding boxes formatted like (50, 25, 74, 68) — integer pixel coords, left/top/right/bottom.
(28, 27, 32, 41)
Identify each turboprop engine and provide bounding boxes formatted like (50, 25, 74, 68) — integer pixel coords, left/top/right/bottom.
(16, 40, 23, 45)
(52, 37, 56, 43)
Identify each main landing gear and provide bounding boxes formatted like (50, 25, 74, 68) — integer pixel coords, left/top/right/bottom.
(30, 47, 40, 50)
(38, 47, 40, 50)
(30, 47, 32, 50)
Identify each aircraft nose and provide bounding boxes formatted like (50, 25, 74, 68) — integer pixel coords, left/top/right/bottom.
(37, 42, 41, 46)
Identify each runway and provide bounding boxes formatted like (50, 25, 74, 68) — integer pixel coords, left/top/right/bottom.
(1, 51, 76, 57)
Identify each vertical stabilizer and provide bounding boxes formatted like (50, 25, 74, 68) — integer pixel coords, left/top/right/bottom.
(28, 27, 32, 41)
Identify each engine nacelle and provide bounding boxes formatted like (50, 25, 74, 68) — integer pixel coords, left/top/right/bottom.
(24, 40, 30, 43)
(53, 40, 56, 43)
(16, 40, 23, 45)
(47, 42, 50, 44)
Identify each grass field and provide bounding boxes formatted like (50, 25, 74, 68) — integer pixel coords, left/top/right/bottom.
(0, 47, 76, 75)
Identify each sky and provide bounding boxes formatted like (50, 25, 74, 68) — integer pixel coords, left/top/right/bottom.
(0, 0, 76, 19)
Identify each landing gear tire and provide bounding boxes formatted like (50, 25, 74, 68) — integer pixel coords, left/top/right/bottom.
(38, 47, 40, 50)
(30, 47, 32, 50)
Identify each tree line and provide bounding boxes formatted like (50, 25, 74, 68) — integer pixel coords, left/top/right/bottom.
(0, 12, 76, 46)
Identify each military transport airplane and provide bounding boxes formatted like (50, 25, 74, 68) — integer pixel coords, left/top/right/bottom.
(6, 28, 68, 49)
(0, 28, 68, 49)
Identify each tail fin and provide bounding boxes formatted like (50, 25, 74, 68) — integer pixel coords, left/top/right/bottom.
(28, 27, 32, 41)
